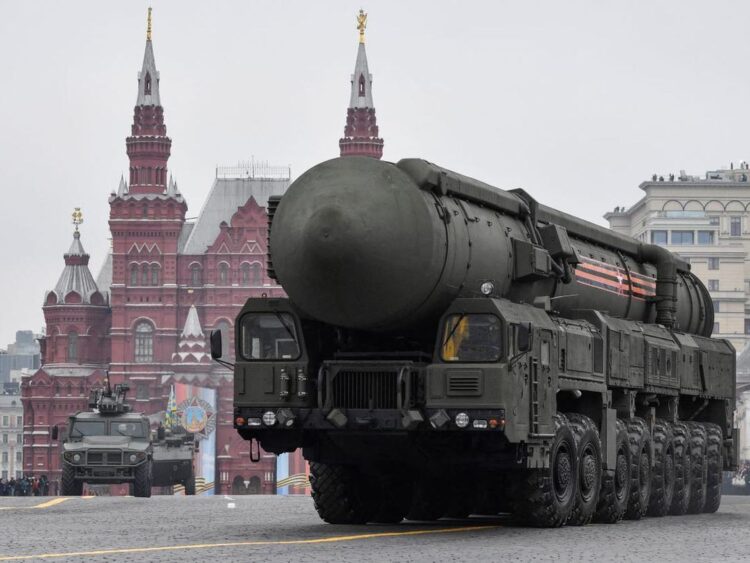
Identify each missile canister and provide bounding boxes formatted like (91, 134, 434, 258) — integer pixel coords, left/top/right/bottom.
(269, 156, 712, 336)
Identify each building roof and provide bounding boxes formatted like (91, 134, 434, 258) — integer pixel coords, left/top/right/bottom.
(95, 253, 113, 300)
(349, 43, 374, 108)
(181, 176, 289, 254)
(137, 39, 161, 106)
(48, 232, 102, 305)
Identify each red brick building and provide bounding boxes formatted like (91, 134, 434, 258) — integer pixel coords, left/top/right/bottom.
(22, 10, 384, 495)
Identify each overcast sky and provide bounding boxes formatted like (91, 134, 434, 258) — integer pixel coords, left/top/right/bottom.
(2, 0, 750, 346)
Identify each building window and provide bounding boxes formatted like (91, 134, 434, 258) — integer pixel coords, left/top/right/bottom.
(713, 322, 720, 334)
(745, 319, 750, 335)
(151, 264, 159, 285)
(219, 263, 229, 285)
(144, 72, 152, 95)
(67, 331, 78, 362)
(708, 279, 719, 291)
(651, 230, 668, 245)
(731, 216, 742, 237)
(2, 416, 7, 426)
(190, 264, 202, 286)
(134, 322, 154, 363)
(712, 300, 720, 313)
(358, 74, 366, 97)
(16, 416, 21, 427)
(671, 231, 694, 245)
(141, 264, 150, 286)
(708, 257, 720, 270)
(2, 434, 6, 444)
(697, 231, 714, 245)
(709, 216, 720, 226)
(241, 263, 251, 286)
(251, 263, 262, 286)
(136, 383, 150, 401)
(15, 451, 21, 463)
(1, 452, 7, 463)
(130, 264, 138, 285)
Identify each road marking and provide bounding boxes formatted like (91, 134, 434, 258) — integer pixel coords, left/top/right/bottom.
(0, 498, 70, 511)
(0, 524, 499, 561)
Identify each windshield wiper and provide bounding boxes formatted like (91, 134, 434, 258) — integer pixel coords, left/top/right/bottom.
(441, 313, 467, 350)
(274, 312, 297, 345)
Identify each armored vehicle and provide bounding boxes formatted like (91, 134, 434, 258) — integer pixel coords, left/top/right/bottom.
(151, 425, 197, 495)
(56, 383, 152, 497)
(217, 156, 739, 527)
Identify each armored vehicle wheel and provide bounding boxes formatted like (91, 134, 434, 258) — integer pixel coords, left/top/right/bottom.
(686, 422, 708, 514)
(406, 478, 446, 521)
(444, 479, 475, 519)
(510, 413, 577, 528)
(184, 472, 196, 496)
(624, 417, 652, 520)
(702, 423, 723, 514)
(371, 472, 411, 523)
(594, 418, 631, 524)
(133, 463, 152, 498)
(60, 465, 83, 496)
(647, 419, 676, 517)
(310, 462, 376, 524)
(565, 413, 602, 526)
(669, 422, 692, 515)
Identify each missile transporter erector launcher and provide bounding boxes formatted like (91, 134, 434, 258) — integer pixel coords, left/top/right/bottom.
(217, 156, 738, 527)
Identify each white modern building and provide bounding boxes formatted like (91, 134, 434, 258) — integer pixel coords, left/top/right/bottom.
(0, 393, 23, 481)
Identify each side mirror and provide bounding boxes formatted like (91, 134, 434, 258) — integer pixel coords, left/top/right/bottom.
(51, 426, 59, 441)
(517, 323, 532, 353)
(210, 330, 223, 360)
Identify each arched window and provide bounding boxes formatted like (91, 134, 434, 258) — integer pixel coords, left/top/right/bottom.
(134, 322, 154, 363)
(141, 264, 150, 286)
(151, 264, 160, 285)
(130, 264, 139, 286)
(190, 264, 202, 286)
(144, 72, 152, 95)
(358, 74, 366, 97)
(214, 320, 232, 360)
(251, 263, 262, 286)
(219, 263, 229, 285)
(67, 331, 78, 362)
(241, 263, 251, 286)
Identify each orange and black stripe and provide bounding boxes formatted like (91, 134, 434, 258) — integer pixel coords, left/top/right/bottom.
(575, 256, 656, 300)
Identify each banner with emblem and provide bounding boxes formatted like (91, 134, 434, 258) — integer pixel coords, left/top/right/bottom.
(173, 383, 217, 495)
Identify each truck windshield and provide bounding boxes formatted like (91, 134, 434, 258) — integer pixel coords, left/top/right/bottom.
(441, 314, 502, 362)
(240, 312, 300, 360)
(110, 421, 148, 438)
(70, 420, 107, 438)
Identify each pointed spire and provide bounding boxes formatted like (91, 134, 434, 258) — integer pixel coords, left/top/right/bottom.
(49, 219, 101, 305)
(117, 174, 128, 197)
(181, 305, 204, 338)
(339, 10, 383, 159)
(137, 8, 161, 106)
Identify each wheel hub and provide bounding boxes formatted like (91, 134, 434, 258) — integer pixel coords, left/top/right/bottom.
(615, 450, 628, 500)
(555, 449, 572, 499)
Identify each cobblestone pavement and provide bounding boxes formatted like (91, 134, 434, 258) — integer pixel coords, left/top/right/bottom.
(1, 494, 750, 562)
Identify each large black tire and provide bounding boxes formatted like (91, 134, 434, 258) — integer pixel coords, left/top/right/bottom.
(60, 465, 83, 496)
(444, 479, 475, 519)
(703, 423, 723, 513)
(669, 421, 692, 515)
(566, 413, 602, 526)
(647, 419, 676, 517)
(624, 417, 652, 520)
(594, 418, 631, 524)
(686, 422, 708, 514)
(406, 478, 446, 521)
(309, 462, 375, 524)
(132, 462, 152, 498)
(371, 472, 411, 523)
(510, 413, 577, 528)
(184, 471, 196, 496)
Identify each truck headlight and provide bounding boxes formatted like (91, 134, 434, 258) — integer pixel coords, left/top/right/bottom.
(129, 454, 138, 463)
(454, 412, 470, 428)
(73, 453, 82, 463)
(262, 411, 277, 426)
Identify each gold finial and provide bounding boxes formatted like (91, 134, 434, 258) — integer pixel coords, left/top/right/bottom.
(146, 7, 152, 41)
(356, 9, 367, 44)
(72, 208, 83, 233)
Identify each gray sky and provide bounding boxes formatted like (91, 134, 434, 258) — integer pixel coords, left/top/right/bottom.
(2, 0, 750, 346)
